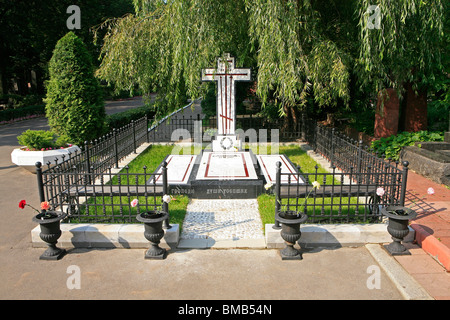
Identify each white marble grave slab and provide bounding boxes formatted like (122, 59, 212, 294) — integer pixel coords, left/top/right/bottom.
(149, 155, 196, 185)
(256, 154, 305, 185)
(196, 152, 258, 180)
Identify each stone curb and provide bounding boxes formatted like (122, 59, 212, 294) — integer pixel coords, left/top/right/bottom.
(411, 222, 450, 271)
(366, 243, 434, 300)
(31, 223, 180, 250)
(265, 223, 415, 248)
(31, 222, 414, 249)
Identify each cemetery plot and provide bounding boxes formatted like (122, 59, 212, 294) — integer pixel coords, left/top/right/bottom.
(147, 154, 197, 185)
(195, 151, 258, 180)
(256, 154, 306, 185)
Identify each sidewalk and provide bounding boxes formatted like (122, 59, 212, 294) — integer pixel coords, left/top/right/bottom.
(397, 169, 450, 298)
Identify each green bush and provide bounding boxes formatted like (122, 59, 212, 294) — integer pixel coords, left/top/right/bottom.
(45, 32, 106, 145)
(370, 131, 444, 160)
(0, 104, 45, 122)
(105, 104, 155, 130)
(17, 130, 70, 150)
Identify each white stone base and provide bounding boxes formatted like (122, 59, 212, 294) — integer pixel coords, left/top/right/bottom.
(196, 151, 258, 180)
(31, 222, 414, 250)
(265, 223, 415, 248)
(31, 223, 180, 249)
(11, 145, 81, 173)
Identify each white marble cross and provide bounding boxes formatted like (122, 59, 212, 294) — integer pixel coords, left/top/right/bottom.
(202, 53, 251, 135)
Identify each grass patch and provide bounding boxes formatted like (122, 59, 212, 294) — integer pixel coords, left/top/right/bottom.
(76, 144, 191, 224)
(255, 144, 366, 228)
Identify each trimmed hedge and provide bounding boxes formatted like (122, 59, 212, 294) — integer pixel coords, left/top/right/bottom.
(105, 104, 155, 130)
(0, 104, 45, 123)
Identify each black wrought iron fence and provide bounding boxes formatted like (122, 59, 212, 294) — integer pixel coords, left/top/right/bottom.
(35, 99, 409, 225)
(37, 161, 170, 225)
(273, 157, 409, 226)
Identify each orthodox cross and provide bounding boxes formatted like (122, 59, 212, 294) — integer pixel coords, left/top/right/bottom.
(202, 53, 251, 135)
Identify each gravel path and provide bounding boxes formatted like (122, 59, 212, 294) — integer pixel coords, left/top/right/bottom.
(179, 199, 265, 248)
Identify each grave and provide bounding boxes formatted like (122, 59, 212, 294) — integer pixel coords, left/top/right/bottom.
(148, 54, 303, 198)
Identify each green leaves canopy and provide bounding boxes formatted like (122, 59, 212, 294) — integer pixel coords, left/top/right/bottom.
(357, 0, 445, 93)
(96, 0, 351, 117)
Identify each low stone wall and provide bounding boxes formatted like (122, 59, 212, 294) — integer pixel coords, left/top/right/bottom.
(400, 145, 450, 186)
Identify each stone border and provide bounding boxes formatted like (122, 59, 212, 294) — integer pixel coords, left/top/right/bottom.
(31, 223, 180, 250)
(31, 222, 414, 249)
(265, 223, 415, 248)
(366, 244, 433, 300)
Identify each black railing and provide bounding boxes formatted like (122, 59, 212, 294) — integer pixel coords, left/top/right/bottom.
(273, 162, 408, 227)
(273, 129, 409, 227)
(37, 161, 170, 225)
(36, 100, 407, 225)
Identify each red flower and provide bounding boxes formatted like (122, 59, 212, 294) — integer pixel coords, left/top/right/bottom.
(19, 200, 26, 209)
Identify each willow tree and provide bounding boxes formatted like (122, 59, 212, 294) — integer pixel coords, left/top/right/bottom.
(246, 0, 350, 128)
(96, 0, 351, 127)
(357, 0, 445, 131)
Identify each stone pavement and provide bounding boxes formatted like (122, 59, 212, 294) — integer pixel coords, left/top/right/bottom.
(178, 199, 266, 249)
(0, 100, 449, 300)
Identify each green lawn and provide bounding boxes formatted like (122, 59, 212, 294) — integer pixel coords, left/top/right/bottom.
(255, 144, 359, 229)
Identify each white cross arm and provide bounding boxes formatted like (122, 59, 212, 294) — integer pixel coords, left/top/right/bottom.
(201, 69, 217, 81)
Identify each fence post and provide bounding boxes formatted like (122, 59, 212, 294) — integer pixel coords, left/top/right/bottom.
(330, 128, 335, 168)
(153, 115, 157, 142)
(301, 112, 306, 141)
(145, 114, 149, 143)
(357, 140, 363, 184)
(162, 161, 171, 229)
(35, 162, 46, 203)
(113, 128, 119, 169)
(273, 161, 282, 230)
(132, 120, 137, 154)
(84, 141, 92, 184)
(399, 161, 409, 206)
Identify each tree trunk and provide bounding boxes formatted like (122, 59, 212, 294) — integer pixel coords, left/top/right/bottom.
(374, 88, 400, 138)
(402, 82, 427, 132)
(281, 105, 300, 139)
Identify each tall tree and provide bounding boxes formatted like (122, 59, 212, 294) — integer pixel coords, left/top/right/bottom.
(45, 32, 106, 145)
(96, 0, 352, 126)
(357, 0, 446, 132)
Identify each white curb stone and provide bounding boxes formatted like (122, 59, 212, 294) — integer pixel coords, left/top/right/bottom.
(31, 223, 180, 249)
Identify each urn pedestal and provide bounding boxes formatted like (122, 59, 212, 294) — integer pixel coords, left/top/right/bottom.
(32, 211, 67, 260)
(136, 211, 169, 260)
(275, 211, 308, 260)
(381, 206, 417, 256)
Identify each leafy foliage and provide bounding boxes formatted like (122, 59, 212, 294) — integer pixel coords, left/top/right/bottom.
(17, 130, 70, 150)
(96, 0, 352, 118)
(370, 131, 444, 160)
(357, 0, 445, 93)
(45, 32, 106, 146)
